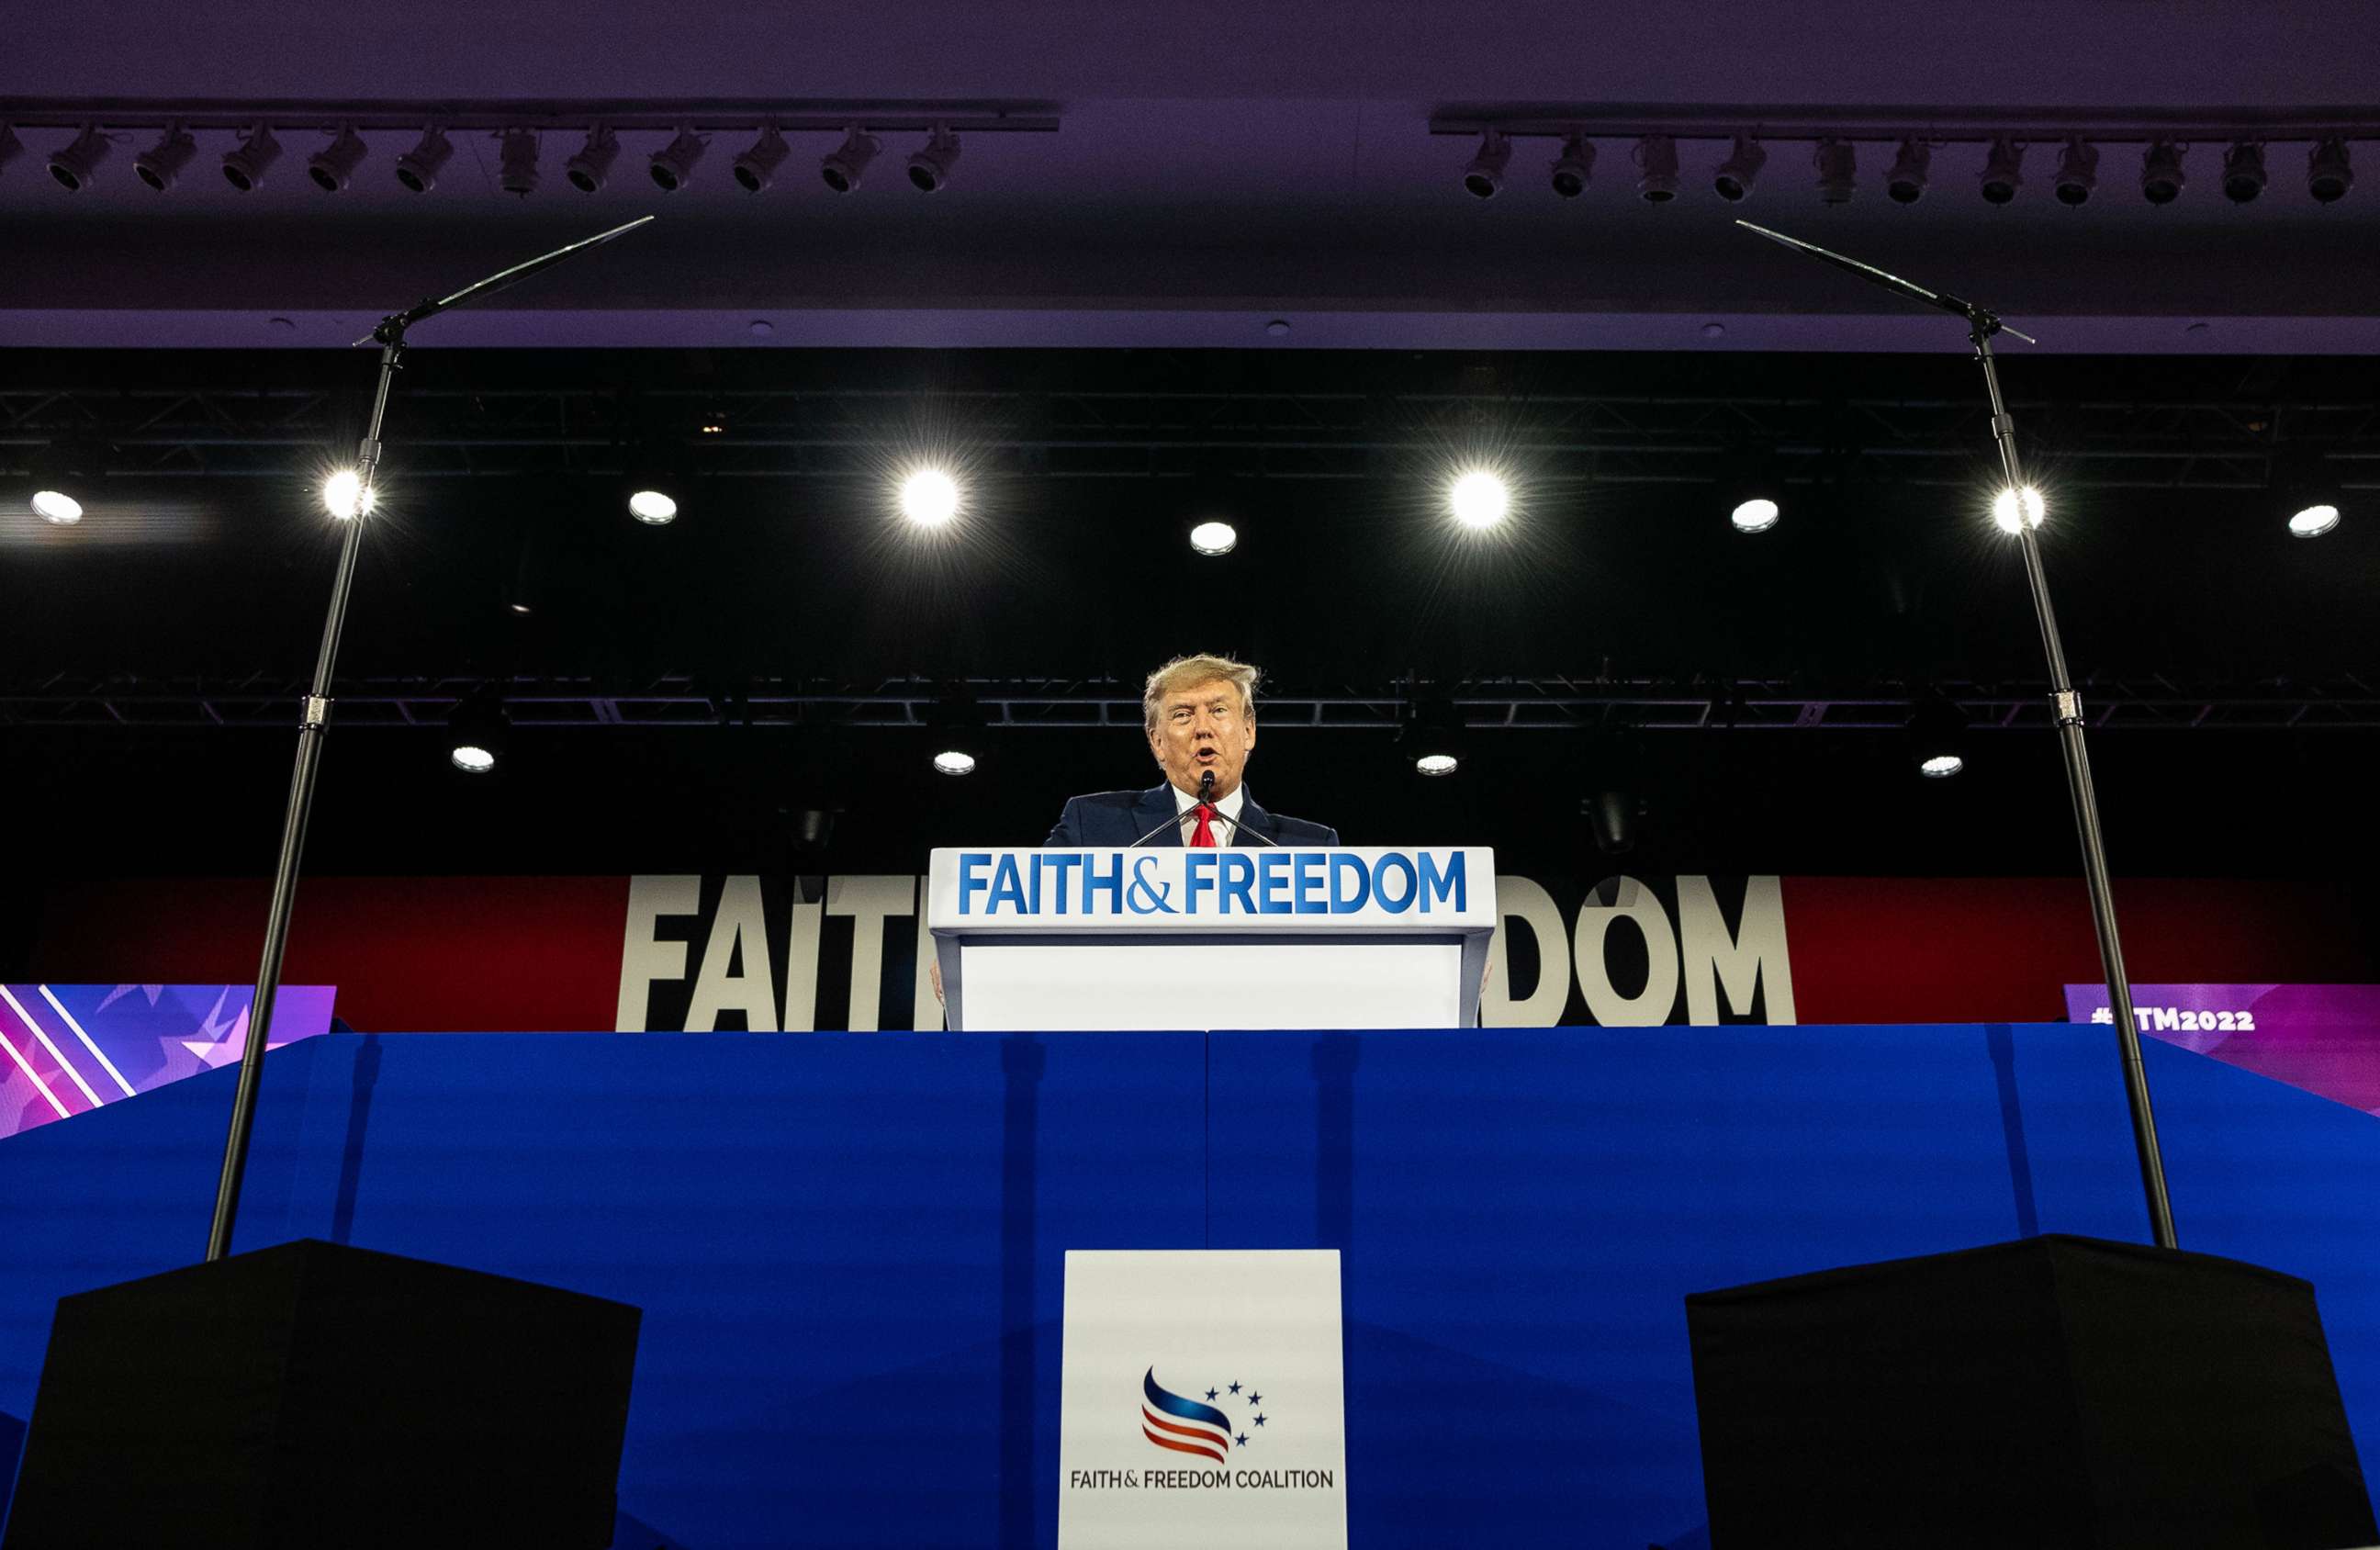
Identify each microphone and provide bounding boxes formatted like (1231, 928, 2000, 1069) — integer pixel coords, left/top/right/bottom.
(1124, 769, 1283, 847)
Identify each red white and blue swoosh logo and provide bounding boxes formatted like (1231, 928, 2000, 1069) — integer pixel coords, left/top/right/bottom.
(1139, 1368, 1236, 1464)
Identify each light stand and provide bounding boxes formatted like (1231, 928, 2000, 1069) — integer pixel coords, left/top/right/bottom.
(1736, 220, 2178, 1251)
(204, 217, 657, 1263)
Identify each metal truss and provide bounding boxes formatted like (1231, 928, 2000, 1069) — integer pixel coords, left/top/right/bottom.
(10, 673, 2377, 733)
(5, 382, 2377, 490)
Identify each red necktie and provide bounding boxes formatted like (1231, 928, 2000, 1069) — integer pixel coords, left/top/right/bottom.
(1189, 803, 1218, 847)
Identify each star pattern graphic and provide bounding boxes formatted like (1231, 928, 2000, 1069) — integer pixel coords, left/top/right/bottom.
(1205, 1388, 1218, 1401)
(1235, 1432, 1249, 1447)
(1228, 1381, 1241, 1395)
(1249, 1392, 1263, 1405)
(1254, 1414, 1267, 1427)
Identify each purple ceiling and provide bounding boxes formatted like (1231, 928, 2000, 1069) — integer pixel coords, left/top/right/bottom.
(4, 0, 2375, 352)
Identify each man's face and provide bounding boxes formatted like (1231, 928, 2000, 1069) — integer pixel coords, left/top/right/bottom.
(1148, 679, 1257, 799)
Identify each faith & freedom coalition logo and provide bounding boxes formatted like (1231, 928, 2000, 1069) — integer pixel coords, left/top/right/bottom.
(1067, 1366, 1333, 1492)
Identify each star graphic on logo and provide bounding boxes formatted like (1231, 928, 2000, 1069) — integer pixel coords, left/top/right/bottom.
(1205, 1388, 1218, 1401)
(1254, 1414, 1267, 1427)
(1228, 1381, 1241, 1395)
(1236, 1433, 1249, 1447)
(1249, 1391, 1263, 1405)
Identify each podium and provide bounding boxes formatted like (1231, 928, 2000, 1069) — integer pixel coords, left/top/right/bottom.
(926, 846, 1496, 1030)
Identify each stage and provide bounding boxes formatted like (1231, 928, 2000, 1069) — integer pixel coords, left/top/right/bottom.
(5, 1024, 2377, 1548)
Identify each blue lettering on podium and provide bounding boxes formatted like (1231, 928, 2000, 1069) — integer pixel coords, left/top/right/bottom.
(1083, 854, 1124, 914)
(1257, 851, 1291, 915)
(1184, 853, 1217, 915)
(1418, 851, 1466, 912)
(1218, 853, 1256, 915)
(1328, 853, 1371, 912)
(1292, 851, 1326, 914)
(958, 853, 991, 915)
(1374, 853, 1418, 914)
(1044, 852, 1082, 911)
(988, 855, 1027, 915)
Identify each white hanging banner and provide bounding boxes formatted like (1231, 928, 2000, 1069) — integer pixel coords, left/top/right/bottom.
(1059, 1250, 1349, 1550)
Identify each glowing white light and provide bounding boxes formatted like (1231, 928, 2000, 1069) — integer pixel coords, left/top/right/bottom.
(451, 744, 497, 774)
(933, 749, 978, 776)
(2288, 503, 2340, 539)
(39, 983, 137, 1096)
(1449, 471, 1510, 528)
(628, 489, 679, 524)
(324, 469, 375, 519)
(0, 984, 102, 1108)
(1189, 520, 1238, 556)
(1919, 753, 1966, 779)
(1731, 498, 1780, 533)
(1415, 752, 1461, 777)
(0, 1017, 69, 1119)
(1992, 486, 2046, 534)
(901, 468, 960, 526)
(31, 489, 83, 524)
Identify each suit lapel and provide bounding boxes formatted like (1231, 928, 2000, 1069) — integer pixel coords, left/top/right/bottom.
(1133, 784, 1183, 847)
(1237, 789, 1278, 846)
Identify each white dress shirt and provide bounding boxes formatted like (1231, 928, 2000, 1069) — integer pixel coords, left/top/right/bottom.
(1171, 781, 1247, 847)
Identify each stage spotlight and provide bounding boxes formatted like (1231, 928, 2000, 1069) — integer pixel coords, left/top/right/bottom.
(221, 125, 281, 191)
(1731, 498, 1780, 534)
(31, 489, 83, 525)
(562, 128, 617, 192)
(448, 691, 509, 775)
(1404, 695, 1465, 776)
(1188, 520, 1238, 556)
(2307, 137, 2353, 204)
(1980, 137, 2025, 204)
(46, 124, 111, 191)
(900, 467, 961, 525)
(494, 128, 539, 196)
(2140, 140, 2185, 204)
(732, 127, 789, 192)
(393, 127, 452, 192)
(1634, 134, 1680, 202)
(2222, 141, 2266, 203)
(650, 128, 705, 191)
(932, 749, 977, 777)
(906, 125, 961, 192)
(1883, 138, 1929, 204)
(1992, 485, 2046, 534)
(133, 125, 196, 191)
(305, 126, 367, 192)
(323, 469, 374, 520)
(1449, 470, 1509, 528)
(2053, 138, 2098, 205)
(1549, 134, 1594, 198)
(2288, 503, 2341, 539)
(628, 489, 679, 525)
(1908, 694, 1969, 779)
(1815, 138, 1858, 204)
(1712, 135, 1765, 201)
(1462, 130, 1510, 198)
(820, 128, 879, 192)
(1415, 753, 1459, 777)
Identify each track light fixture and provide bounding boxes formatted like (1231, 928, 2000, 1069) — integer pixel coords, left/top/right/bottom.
(2222, 140, 2266, 203)
(731, 127, 790, 192)
(1815, 138, 1858, 204)
(307, 125, 367, 192)
(46, 124, 112, 192)
(1980, 137, 2025, 204)
(649, 128, 705, 191)
(906, 125, 960, 192)
(1549, 133, 1594, 198)
(132, 125, 196, 191)
(496, 127, 538, 196)
(1883, 138, 1929, 204)
(1712, 135, 1765, 201)
(393, 127, 452, 193)
(565, 127, 617, 193)
(1461, 129, 1510, 198)
(1634, 134, 1680, 201)
(2053, 138, 2097, 205)
(220, 124, 281, 191)
(819, 127, 879, 192)
(2140, 140, 2185, 204)
(2307, 137, 2352, 204)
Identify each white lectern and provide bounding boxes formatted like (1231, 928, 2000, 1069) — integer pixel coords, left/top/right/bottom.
(926, 847, 1496, 1031)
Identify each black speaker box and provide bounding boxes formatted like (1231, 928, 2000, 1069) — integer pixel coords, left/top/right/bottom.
(4, 1238, 639, 1549)
(1685, 1233, 2375, 1549)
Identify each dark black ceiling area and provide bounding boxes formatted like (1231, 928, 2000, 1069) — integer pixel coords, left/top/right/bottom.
(3, 344, 2375, 911)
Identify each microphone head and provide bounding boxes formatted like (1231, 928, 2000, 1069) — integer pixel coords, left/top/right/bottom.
(1198, 769, 1215, 800)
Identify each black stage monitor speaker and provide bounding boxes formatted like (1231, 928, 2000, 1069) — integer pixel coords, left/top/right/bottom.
(4, 1238, 640, 1550)
(1685, 1234, 2375, 1550)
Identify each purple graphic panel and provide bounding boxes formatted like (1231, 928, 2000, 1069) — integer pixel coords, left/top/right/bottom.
(0, 984, 337, 1141)
(2064, 983, 2380, 1115)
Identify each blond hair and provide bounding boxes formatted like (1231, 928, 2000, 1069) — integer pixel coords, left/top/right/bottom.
(1142, 653, 1259, 735)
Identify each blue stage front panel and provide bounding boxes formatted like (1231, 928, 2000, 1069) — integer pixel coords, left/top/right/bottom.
(4, 1024, 2376, 1548)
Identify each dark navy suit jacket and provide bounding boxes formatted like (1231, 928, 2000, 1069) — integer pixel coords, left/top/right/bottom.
(1044, 785, 1340, 848)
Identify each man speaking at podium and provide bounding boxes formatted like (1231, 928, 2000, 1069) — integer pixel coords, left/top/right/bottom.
(1046, 653, 1339, 848)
